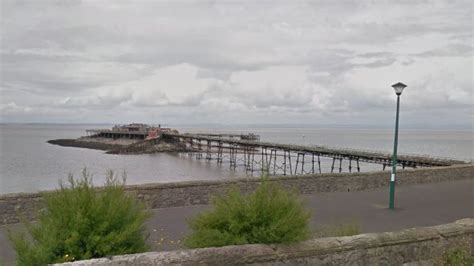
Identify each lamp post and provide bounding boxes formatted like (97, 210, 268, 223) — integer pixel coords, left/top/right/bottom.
(389, 82, 407, 209)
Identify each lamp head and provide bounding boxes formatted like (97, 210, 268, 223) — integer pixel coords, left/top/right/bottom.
(392, 82, 407, 96)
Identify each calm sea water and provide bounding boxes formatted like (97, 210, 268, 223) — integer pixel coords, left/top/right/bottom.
(0, 124, 472, 194)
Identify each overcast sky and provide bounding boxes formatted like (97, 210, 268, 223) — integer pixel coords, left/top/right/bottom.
(0, 0, 472, 128)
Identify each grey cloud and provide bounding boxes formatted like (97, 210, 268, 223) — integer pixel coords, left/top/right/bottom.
(0, 49, 91, 62)
(358, 52, 394, 59)
(0, 0, 472, 126)
(2, 26, 116, 51)
(345, 22, 433, 44)
(2, 66, 120, 95)
(401, 58, 415, 66)
(357, 58, 397, 68)
(242, 92, 314, 109)
(114, 51, 275, 73)
(413, 43, 474, 58)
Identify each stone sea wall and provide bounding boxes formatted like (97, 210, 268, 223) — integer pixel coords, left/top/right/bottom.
(59, 218, 474, 266)
(1, 164, 472, 225)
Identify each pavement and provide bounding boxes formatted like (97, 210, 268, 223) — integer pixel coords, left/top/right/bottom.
(1, 179, 473, 264)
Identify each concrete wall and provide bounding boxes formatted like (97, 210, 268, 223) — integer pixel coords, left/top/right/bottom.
(1, 164, 472, 225)
(59, 218, 474, 266)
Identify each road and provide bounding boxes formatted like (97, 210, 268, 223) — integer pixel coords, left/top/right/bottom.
(1, 178, 473, 264)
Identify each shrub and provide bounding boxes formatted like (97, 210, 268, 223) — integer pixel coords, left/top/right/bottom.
(9, 169, 151, 265)
(441, 247, 473, 266)
(184, 178, 311, 248)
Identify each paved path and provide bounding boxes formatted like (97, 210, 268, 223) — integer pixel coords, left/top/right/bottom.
(1, 179, 473, 264)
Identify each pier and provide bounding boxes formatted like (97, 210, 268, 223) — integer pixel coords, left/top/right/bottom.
(161, 132, 464, 175)
(83, 124, 465, 175)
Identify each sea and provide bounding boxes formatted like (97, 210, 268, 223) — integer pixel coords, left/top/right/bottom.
(0, 124, 472, 195)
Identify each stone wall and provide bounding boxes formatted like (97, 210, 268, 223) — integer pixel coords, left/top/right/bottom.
(1, 164, 472, 225)
(59, 218, 474, 265)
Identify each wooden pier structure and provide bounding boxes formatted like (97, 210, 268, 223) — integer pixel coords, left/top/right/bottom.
(86, 129, 149, 140)
(161, 132, 465, 176)
(86, 123, 173, 140)
(82, 123, 465, 175)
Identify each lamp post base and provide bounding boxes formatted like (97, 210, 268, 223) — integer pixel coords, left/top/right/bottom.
(389, 179, 396, 209)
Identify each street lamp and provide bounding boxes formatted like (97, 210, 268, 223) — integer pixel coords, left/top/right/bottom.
(389, 82, 407, 209)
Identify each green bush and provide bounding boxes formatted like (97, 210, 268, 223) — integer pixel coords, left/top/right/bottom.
(442, 247, 473, 266)
(184, 178, 311, 248)
(9, 169, 151, 265)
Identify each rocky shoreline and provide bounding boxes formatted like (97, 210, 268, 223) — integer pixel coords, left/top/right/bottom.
(47, 138, 128, 151)
(48, 137, 188, 154)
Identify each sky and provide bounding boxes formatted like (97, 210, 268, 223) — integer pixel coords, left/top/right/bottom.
(0, 0, 472, 128)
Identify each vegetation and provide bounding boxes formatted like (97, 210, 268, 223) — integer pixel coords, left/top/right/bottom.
(440, 247, 473, 266)
(10, 169, 151, 265)
(313, 220, 361, 238)
(184, 178, 311, 248)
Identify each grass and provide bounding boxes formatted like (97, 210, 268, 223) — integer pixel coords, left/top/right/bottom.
(313, 220, 361, 238)
(439, 247, 473, 266)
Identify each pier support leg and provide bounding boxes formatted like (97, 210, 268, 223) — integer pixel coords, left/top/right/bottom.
(331, 157, 336, 173)
(267, 149, 273, 174)
(271, 149, 277, 175)
(339, 158, 343, 173)
(288, 152, 292, 175)
(196, 140, 202, 159)
(217, 142, 223, 164)
(206, 140, 212, 161)
(233, 147, 236, 169)
(295, 153, 300, 175)
(301, 153, 305, 175)
(318, 154, 322, 174)
(264, 148, 269, 171)
(229, 146, 237, 169)
(243, 147, 248, 170)
(251, 150, 255, 173)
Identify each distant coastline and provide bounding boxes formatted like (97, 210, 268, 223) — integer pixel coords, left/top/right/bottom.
(1, 122, 471, 131)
